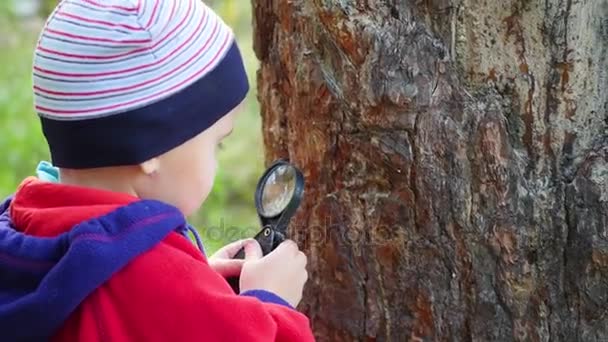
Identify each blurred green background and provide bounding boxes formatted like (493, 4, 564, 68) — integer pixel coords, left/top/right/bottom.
(0, 0, 263, 253)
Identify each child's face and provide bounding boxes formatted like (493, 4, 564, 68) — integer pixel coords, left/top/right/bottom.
(135, 110, 236, 217)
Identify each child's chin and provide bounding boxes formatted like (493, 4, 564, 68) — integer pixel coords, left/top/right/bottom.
(182, 198, 206, 217)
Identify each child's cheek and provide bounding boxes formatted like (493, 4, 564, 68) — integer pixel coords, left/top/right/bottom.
(207, 154, 218, 186)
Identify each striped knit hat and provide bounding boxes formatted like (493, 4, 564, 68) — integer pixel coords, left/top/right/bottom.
(33, 0, 249, 168)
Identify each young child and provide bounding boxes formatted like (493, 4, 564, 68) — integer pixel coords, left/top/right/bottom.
(0, 0, 314, 341)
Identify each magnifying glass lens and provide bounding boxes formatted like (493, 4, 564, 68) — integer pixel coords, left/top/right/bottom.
(261, 165, 296, 217)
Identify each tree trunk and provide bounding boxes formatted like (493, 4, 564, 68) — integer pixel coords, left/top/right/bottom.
(251, 0, 608, 340)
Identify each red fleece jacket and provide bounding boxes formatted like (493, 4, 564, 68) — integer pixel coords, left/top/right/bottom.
(10, 178, 315, 341)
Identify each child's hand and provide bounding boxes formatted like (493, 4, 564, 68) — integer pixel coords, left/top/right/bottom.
(208, 239, 260, 278)
(239, 240, 308, 308)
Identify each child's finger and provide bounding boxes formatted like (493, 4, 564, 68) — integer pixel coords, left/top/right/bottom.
(244, 239, 263, 261)
(212, 239, 253, 259)
(211, 259, 245, 277)
(267, 239, 299, 258)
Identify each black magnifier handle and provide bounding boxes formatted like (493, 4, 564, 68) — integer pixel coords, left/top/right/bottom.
(271, 231, 285, 250)
(233, 226, 276, 260)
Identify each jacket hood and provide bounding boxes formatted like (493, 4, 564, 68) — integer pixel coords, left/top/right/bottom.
(0, 178, 186, 341)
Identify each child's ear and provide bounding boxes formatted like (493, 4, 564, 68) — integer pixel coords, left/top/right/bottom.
(140, 158, 160, 176)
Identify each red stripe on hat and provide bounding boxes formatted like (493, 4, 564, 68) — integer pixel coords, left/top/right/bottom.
(34, 9, 208, 78)
(36, 34, 232, 116)
(167, 0, 176, 22)
(55, 11, 144, 31)
(145, 0, 160, 28)
(34, 20, 221, 97)
(156, 0, 177, 38)
(45, 28, 152, 44)
(36, 0, 194, 61)
(82, 0, 138, 12)
(157, 0, 177, 37)
(37, 45, 130, 60)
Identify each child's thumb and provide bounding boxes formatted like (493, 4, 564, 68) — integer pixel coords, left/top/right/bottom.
(244, 239, 263, 261)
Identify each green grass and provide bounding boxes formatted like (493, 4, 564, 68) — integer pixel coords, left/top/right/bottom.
(0, 3, 263, 255)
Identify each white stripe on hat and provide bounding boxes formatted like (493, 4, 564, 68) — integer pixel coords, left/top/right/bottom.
(34, 0, 235, 120)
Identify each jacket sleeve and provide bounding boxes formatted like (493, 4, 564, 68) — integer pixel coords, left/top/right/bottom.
(103, 233, 316, 342)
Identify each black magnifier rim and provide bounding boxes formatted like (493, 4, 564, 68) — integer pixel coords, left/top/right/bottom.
(273, 167, 304, 232)
(254, 159, 304, 219)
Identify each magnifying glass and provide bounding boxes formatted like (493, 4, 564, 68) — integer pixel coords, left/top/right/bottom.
(227, 160, 304, 292)
(235, 159, 304, 258)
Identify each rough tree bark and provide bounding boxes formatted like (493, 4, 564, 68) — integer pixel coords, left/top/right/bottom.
(251, 0, 607, 341)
